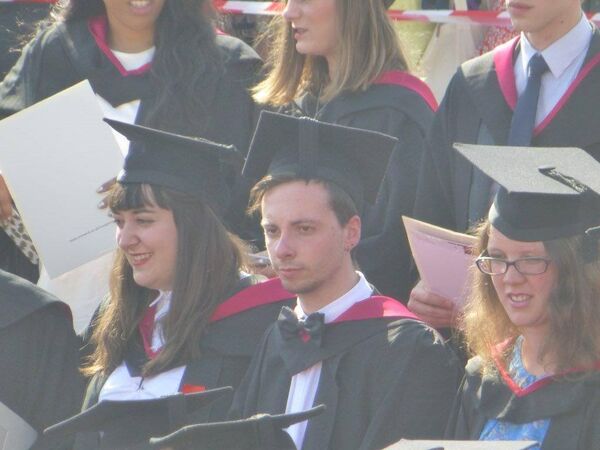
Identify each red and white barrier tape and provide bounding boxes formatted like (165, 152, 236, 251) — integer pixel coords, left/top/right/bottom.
(0, 0, 57, 3)
(2, 1, 600, 28)
(214, 2, 600, 27)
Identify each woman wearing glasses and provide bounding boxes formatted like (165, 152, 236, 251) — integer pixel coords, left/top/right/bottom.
(446, 144, 600, 449)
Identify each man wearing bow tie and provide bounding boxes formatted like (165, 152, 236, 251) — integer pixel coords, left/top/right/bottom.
(230, 112, 463, 450)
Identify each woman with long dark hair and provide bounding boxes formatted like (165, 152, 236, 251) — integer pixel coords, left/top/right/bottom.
(70, 120, 293, 448)
(253, 0, 437, 301)
(0, 0, 260, 281)
(447, 144, 600, 449)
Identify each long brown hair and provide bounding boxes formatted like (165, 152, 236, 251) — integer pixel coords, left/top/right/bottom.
(461, 221, 600, 375)
(253, 0, 408, 105)
(83, 183, 246, 377)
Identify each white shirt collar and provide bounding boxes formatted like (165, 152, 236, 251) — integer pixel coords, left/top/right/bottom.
(520, 14, 592, 79)
(295, 272, 373, 324)
(149, 290, 172, 321)
(111, 47, 155, 72)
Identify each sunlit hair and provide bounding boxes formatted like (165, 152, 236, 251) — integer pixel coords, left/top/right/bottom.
(82, 183, 247, 377)
(53, 0, 221, 135)
(252, 0, 408, 105)
(248, 173, 358, 227)
(461, 221, 600, 376)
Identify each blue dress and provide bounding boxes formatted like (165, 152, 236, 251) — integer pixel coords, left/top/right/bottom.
(479, 336, 550, 448)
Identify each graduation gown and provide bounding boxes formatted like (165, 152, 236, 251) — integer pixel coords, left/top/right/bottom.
(74, 277, 295, 450)
(0, 269, 85, 450)
(230, 296, 463, 450)
(446, 356, 600, 450)
(294, 72, 437, 301)
(0, 18, 261, 279)
(413, 27, 600, 234)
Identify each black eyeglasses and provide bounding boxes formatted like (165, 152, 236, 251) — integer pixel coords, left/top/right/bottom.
(475, 252, 552, 276)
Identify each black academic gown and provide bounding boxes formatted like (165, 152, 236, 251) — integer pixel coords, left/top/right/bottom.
(0, 18, 261, 280)
(414, 27, 600, 234)
(230, 295, 463, 450)
(74, 277, 295, 450)
(293, 72, 437, 302)
(446, 356, 600, 450)
(0, 269, 85, 450)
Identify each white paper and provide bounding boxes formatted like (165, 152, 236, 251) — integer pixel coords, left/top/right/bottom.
(0, 401, 37, 450)
(403, 216, 477, 305)
(37, 252, 114, 333)
(0, 81, 123, 278)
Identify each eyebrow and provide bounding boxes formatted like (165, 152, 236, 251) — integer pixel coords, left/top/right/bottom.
(261, 219, 320, 227)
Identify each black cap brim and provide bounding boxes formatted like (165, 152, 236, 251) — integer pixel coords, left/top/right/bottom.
(44, 386, 233, 449)
(149, 404, 326, 450)
(104, 119, 242, 216)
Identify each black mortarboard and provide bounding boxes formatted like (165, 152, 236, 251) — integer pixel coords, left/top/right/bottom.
(148, 404, 326, 450)
(453, 143, 600, 242)
(104, 119, 243, 217)
(242, 111, 396, 212)
(384, 440, 538, 450)
(43, 386, 233, 449)
(383, 0, 395, 8)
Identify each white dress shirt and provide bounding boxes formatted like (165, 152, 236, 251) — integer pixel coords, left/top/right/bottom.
(284, 272, 373, 449)
(99, 291, 187, 402)
(515, 14, 592, 127)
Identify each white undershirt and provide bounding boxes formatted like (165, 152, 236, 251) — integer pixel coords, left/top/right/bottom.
(284, 272, 373, 449)
(99, 291, 187, 402)
(515, 14, 592, 126)
(95, 47, 155, 155)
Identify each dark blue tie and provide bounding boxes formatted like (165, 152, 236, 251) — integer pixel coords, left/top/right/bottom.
(508, 53, 549, 146)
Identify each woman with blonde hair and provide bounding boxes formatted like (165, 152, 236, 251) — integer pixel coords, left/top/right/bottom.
(447, 144, 600, 449)
(253, 0, 437, 301)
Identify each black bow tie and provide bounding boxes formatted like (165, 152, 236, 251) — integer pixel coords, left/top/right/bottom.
(278, 307, 325, 347)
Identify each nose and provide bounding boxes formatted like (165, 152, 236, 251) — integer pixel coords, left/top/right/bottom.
(116, 222, 139, 250)
(502, 263, 526, 284)
(272, 231, 296, 261)
(283, 0, 300, 21)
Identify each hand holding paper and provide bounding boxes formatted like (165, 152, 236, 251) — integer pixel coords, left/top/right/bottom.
(403, 216, 477, 327)
(408, 280, 457, 329)
(0, 175, 12, 221)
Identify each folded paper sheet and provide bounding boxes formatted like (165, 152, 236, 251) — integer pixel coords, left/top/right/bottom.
(0, 81, 123, 278)
(403, 216, 477, 306)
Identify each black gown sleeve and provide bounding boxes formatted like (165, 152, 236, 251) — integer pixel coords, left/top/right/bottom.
(359, 323, 464, 450)
(412, 72, 464, 232)
(356, 112, 427, 301)
(0, 303, 85, 450)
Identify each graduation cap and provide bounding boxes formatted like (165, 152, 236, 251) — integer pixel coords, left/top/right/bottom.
(43, 386, 233, 450)
(384, 440, 538, 450)
(242, 111, 397, 213)
(453, 143, 600, 245)
(383, 0, 396, 8)
(104, 119, 243, 217)
(148, 404, 326, 450)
